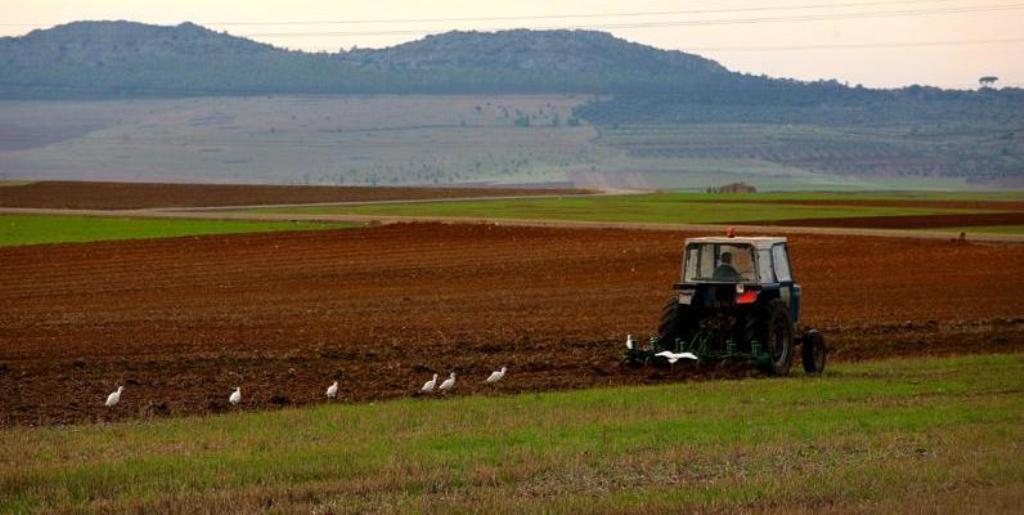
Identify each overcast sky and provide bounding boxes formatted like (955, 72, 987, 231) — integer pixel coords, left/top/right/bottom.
(3, 0, 1022, 89)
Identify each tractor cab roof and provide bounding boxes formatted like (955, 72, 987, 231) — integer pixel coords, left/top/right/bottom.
(684, 236, 787, 250)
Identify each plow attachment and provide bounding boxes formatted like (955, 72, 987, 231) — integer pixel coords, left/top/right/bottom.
(624, 333, 773, 369)
(624, 324, 826, 375)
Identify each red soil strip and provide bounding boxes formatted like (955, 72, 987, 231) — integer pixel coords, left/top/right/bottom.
(1, 223, 1022, 427)
(751, 211, 1024, 229)
(0, 181, 586, 210)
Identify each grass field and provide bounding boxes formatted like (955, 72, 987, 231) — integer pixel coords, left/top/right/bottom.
(669, 191, 1024, 202)
(944, 225, 1024, 235)
(249, 192, 992, 224)
(1, 353, 1020, 513)
(0, 214, 351, 246)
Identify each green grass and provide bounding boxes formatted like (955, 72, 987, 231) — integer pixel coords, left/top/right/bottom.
(0, 214, 355, 247)
(665, 190, 1024, 202)
(250, 192, 998, 225)
(2, 353, 1021, 513)
(943, 225, 1024, 235)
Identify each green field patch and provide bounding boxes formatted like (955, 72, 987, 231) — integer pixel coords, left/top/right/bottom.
(940, 225, 1024, 235)
(249, 192, 993, 225)
(0, 214, 354, 247)
(1, 354, 1021, 512)
(649, 190, 1024, 203)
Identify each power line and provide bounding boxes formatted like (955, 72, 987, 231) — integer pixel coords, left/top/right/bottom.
(688, 37, 1024, 52)
(0, 0, 968, 27)
(239, 3, 1024, 38)
(193, 0, 974, 26)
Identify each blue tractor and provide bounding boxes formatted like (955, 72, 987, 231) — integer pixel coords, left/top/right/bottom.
(627, 232, 827, 375)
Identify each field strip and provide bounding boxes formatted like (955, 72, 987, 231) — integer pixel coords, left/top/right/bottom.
(1, 353, 1021, 512)
(4, 206, 1024, 243)
(151, 188, 638, 212)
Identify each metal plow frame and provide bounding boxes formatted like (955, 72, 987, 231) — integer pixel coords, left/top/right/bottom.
(625, 320, 773, 369)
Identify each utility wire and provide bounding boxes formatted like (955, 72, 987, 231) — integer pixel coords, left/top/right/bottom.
(194, 0, 974, 26)
(239, 3, 1024, 38)
(688, 37, 1024, 52)
(0, 0, 969, 27)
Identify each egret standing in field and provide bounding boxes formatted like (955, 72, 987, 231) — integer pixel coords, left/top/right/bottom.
(229, 387, 242, 406)
(421, 373, 438, 393)
(485, 367, 507, 384)
(625, 334, 634, 350)
(439, 372, 456, 392)
(326, 380, 339, 399)
(105, 386, 124, 408)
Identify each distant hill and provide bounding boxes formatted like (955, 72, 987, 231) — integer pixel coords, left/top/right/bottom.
(0, 21, 730, 98)
(347, 29, 725, 76)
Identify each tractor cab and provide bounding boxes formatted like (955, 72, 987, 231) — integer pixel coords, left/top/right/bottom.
(674, 236, 800, 326)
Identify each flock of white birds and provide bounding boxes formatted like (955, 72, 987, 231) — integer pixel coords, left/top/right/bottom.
(103, 335, 695, 409)
(102, 366, 509, 408)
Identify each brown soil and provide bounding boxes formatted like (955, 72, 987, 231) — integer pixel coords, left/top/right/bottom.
(0, 181, 586, 210)
(2, 223, 1022, 427)
(753, 212, 1024, 229)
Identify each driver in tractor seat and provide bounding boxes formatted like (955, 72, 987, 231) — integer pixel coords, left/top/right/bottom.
(713, 252, 741, 281)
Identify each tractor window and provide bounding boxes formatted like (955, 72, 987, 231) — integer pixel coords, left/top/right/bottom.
(684, 247, 699, 280)
(684, 244, 755, 283)
(772, 245, 792, 282)
(758, 249, 775, 283)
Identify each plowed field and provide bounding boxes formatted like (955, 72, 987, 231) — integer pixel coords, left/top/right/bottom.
(2, 223, 1022, 427)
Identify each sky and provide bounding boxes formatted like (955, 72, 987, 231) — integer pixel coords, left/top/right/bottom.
(3, 0, 1023, 89)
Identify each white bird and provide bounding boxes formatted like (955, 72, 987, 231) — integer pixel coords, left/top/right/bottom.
(625, 334, 634, 350)
(326, 381, 339, 399)
(421, 373, 439, 393)
(105, 386, 123, 408)
(655, 351, 699, 364)
(438, 372, 456, 392)
(485, 367, 507, 384)
(229, 387, 242, 406)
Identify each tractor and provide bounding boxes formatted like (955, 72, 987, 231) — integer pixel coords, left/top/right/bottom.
(626, 231, 827, 375)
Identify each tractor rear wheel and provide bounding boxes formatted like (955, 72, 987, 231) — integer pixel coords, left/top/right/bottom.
(658, 296, 697, 351)
(658, 296, 683, 349)
(802, 329, 827, 375)
(745, 299, 793, 376)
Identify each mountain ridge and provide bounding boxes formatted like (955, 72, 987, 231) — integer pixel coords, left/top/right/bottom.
(0, 20, 736, 98)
